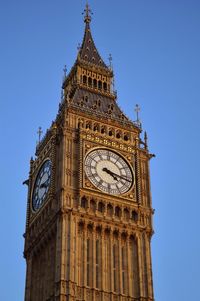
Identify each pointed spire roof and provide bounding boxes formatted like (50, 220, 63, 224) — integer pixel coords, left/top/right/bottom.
(78, 3, 108, 69)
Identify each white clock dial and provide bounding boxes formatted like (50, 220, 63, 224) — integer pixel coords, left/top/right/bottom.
(84, 149, 134, 195)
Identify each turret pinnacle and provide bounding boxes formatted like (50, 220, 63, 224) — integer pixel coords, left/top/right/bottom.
(78, 3, 108, 69)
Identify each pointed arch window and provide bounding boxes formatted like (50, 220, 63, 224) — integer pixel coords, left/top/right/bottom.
(87, 238, 91, 287)
(98, 80, 102, 90)
(103, 82, 107, 91)
(107, 204, 113, 217)
(130, 236, 139, 297)
(96, 239, 100, 288)
(93, 78, 97, 88)
(121, 246, 127, 294)
(88, 77, 92, 87)
(113, 244, 117, 292)
(98, 201, 105, 213)
(83, 75, 87, 85)
(81, 196, 87, 209)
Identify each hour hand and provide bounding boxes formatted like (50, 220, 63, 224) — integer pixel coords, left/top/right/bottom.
(40, 183, 47, 188)
(40, 179, 49, 188)
(102, 167, 118, 181)
(102, 167, 131, 183)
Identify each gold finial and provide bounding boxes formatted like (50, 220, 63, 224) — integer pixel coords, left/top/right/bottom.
(77, 43, 81, 52)
(83, 2, 93, 23)
(134, 104, 142, 127)
(144, 131, 148, 149)
(108, 53, 113, 70)
(37, 126, 43, 144)
(63, 65, 67, 80)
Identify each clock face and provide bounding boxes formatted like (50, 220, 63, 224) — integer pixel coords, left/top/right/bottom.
(32, 159, 52, 211)
(84, 149, 134, 195)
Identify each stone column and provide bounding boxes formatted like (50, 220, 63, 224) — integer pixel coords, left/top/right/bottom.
(24, 256, 32, 301)
(110, 230, 114, 301)
(127, 237, 131, 297)
(101, 229, 105, 297)
(137, 233, 144, 298)
(145, 234, 154, 299)
(119, 235, 122, 296)
(92, 227, 96, 301)
(83, 228, 87, 300)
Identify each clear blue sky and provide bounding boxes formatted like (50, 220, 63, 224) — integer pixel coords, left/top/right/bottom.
(0, 1, 200, 300)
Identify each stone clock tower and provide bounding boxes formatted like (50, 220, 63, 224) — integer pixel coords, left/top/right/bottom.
(24, 4, 155, 301)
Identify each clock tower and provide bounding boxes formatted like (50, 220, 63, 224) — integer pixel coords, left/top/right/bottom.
(24, 4, 155, 301)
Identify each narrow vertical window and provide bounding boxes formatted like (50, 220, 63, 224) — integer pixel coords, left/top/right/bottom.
(122, 247, 125, 294)
(87, 238, 90, 286)
(96, 240, 99, 288)
(113, 244, 117, 292)
(130, 236, 139, 297)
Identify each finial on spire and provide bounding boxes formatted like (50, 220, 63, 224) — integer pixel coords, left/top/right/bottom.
(83, 2, 93, 23)
(108, 53, 113, 70)
(61, 88, 64, 101)
(144, 131, 148, 149)
(63, 65, 67, 81)
(134, 104, 142, 127)
(77, 43, 81, 52)
(37, 126, 43, 144)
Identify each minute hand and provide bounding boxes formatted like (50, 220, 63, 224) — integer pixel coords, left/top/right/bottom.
(111, 172, 132, 183)
(103, 168, 132, 183)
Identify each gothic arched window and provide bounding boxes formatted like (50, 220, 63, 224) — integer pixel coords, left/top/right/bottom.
(88, 77, 92, 87)
(93, 78, 97, 88)
(131, 210, 138, 222)
(103, 82, 107, 91)
(98, 80, 102, 90)
(98, 201, 105, 213)
(115, 206, 121, 218)
(96, 239, 100, 288)
(81, 196, 87, 209)
(107, 204, 113, 217)
(83, 75, 87, 84)
(124, 208, 130, 221)
(87, 238, 92, 286)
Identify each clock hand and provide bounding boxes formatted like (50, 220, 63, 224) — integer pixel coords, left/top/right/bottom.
(40, 178, 49, 188)
(102, 167, 118, 181)
(111, 172, 132, 183)
(102, 167, 132, 183)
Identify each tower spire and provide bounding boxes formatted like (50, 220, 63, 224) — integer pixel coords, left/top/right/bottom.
(78, 3, 107, 68)
(83, 2, 93, 23)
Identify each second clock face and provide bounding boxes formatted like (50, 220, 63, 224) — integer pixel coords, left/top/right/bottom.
(32, 159, 52, 212)
(84, 149, 134, 195)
